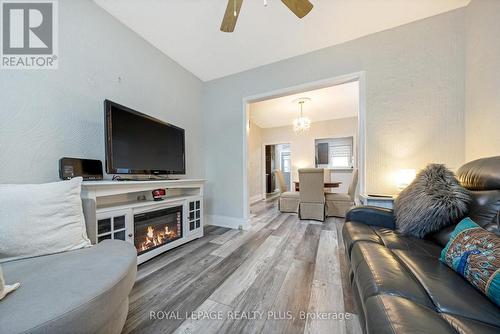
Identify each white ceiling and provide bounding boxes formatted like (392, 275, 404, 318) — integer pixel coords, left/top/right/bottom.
(94, 0, 470, 81)
(250, 81, 359, 128)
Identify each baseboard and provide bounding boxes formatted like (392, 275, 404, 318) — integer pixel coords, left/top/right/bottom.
(205, 214, 251, 230)
(249, 194, 264, 204)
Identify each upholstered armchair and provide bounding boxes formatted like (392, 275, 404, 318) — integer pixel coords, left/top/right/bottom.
(275, 170, 299, 213)
(326, 169, 358, 218)
(298, 168, 326, 221)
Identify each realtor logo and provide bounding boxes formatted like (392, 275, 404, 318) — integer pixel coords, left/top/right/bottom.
(1, 0, 58, 69)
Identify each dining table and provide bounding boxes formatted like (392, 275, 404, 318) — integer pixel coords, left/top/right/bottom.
(293, 181, 342, 192)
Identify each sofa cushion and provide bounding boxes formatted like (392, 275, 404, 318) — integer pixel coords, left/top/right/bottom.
(342, 222, 382, 256)
(343, 222, 441, 259)
(394, 250, 500, 327)
(457, 156, 500, 191)
(440, 218, 500, 307)
(364, 295, 458, 334)
(455, 156, 500, 247)
(468, 190, 500, 234)
(442, 314, 500, 334)
(346, 206, 396, 229)
(429, 191, 500, 247)
(0, 240, 137, 334)
(0, 177, 91, 263)
(351, 242, 434, 309)
(373, 228, 442, 257)
(364, 295, 500, 334)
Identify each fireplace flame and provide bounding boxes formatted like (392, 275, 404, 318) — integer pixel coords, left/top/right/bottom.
(147, 226, 154, 239)
(139, 225, 178, 252)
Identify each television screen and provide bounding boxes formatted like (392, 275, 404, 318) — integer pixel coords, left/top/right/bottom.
(105, 100, 185, 175)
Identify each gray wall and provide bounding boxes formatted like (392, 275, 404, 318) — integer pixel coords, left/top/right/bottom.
(4, 1, 494, 229)
(203, 8, 466, 223)
(465, 0, 500, 161)
(0, 0, 204, 183)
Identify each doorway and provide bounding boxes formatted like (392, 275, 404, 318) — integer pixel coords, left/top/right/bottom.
(265, 143, 291, 197)
(243, 72, 366, 219)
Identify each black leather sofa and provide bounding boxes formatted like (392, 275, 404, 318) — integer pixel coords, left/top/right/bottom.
(343, 156, 500, 334)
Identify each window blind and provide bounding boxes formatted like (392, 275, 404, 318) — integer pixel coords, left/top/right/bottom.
(315, 136, 354, 168)
(331, 145, 351, 158)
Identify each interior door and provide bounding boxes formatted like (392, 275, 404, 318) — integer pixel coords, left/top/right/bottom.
(265, 145, 276, 193)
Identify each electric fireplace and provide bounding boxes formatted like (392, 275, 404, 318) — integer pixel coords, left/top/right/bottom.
(134, 206, 183, 255)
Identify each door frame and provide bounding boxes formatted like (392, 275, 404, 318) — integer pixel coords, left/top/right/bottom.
(243, 71, 367, 219)
(280, 151, 292, 189)
(261, 142, 293, 200)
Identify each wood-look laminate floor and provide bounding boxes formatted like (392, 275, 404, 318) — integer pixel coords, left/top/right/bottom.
(122, 198, 362, 334)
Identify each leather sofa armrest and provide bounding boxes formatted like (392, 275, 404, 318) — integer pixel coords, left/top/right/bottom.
(346, 206, 396, 229)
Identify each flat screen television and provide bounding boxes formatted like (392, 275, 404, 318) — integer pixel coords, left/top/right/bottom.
(104, 100, 185, 175)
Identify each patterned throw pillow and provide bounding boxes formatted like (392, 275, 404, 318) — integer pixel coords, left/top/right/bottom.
(440, 217, 500, 306)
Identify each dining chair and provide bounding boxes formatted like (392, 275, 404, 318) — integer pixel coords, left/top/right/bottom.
(298, 168, 326, 221)
(325, 169, 358, 217)
(275, 170, 299, 213)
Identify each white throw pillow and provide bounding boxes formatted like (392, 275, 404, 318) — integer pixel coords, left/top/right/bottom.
(0, 177, 91, 263)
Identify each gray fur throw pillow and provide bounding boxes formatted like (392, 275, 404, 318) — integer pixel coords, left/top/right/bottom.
(394, 164, 471, 238)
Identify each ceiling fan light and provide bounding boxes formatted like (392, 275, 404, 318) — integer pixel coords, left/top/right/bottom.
(221, 0, 313, 33)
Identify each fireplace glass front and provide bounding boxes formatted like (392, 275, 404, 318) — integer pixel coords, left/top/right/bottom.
(134, 206, 183, 255)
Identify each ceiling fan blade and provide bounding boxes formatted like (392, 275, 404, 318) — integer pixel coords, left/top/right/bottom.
(281, 0, 313, 18)
(220, 0, 243, 32)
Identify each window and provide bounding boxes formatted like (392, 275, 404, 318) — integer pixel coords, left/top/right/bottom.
(330, 144, 351, 168)
(315, 137, 354, 169)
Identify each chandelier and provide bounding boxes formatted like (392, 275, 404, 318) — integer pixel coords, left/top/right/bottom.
(292, 97, 311, 134)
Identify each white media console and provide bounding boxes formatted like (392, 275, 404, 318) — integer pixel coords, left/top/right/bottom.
(81, 179, 205, 264)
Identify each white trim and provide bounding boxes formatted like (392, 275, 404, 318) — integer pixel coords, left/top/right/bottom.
(358, 72, 367, 196)
(243, 104, 250, 222)
(206, 214, 251, 230)
(249, 194, 265, 204)
(243, 71, 367, 216)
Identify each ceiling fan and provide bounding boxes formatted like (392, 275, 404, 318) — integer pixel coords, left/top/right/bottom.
(220, 0, 313, 33)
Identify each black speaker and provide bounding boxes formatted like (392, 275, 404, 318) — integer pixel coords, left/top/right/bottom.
(59, 157, 103, 180)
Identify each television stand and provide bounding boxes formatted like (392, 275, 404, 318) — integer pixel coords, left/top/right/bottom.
(115, 178, 180, 182)
(112, 175, 179, 181)
(81, 179, 205, 264)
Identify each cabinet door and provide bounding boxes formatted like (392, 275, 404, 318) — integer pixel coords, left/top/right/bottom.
(187, 198, 203, 235)
(96, 209, 131, 243)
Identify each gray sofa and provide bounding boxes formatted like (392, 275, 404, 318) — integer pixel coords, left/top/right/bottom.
(0, 240, 137, 334)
